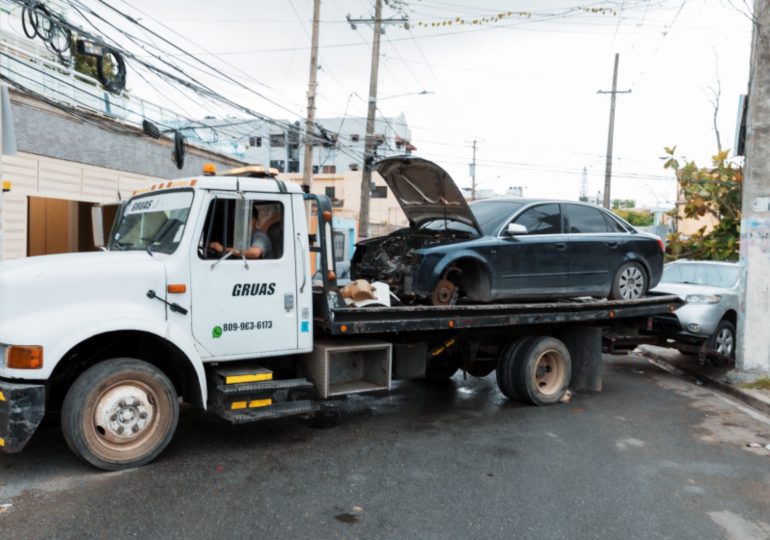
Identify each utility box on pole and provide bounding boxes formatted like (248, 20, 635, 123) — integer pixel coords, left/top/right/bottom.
(737, 0, 770, 373)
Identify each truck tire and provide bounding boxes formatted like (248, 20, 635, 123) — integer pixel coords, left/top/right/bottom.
(495, 337, 533, 400)
(511, 336, 572, 406)
(61, 358, 179, 471)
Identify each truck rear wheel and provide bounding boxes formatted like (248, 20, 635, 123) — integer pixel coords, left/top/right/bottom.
(513, 337, 571, 405)
(61, 358, 179, 471)
(495, 337, 532, 400)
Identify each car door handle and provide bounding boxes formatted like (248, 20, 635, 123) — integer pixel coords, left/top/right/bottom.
(607, 241, 619, 249)
(555, 242, 567, 251)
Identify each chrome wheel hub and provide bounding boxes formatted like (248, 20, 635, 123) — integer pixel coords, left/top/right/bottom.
(715, 328, 734, 356)
(619, 266, 644, 299)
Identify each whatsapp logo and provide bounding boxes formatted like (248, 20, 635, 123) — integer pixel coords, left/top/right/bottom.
(212, 326, 223, 339)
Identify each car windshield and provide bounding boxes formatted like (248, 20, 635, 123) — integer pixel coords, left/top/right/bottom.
(661, 263, 739, 288)
(469, 200, 526, 235)
(110, 190, 194, 254)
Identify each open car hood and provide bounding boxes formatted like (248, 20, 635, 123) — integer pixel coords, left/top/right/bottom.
(375, 156, 483, 235)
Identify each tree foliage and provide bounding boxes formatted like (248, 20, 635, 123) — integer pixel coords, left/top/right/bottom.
(662, 146, 741, 261)
(613, 208, 653, 226)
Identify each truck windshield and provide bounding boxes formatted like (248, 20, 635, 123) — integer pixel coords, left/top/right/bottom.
(110, 190, 194, 254)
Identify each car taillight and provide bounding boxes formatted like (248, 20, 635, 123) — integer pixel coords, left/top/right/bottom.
(657, 238, 665, 252)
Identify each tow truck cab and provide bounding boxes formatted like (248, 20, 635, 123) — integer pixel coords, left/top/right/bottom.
(0, 166, 329, 461)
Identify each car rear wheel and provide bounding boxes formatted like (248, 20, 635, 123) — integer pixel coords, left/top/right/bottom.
(610, 262, 648, 300)
(706, 319, 736, 366)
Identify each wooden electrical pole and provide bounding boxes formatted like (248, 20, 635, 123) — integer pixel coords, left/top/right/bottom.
(598, 53, 631, 209)
(737, 0, 770, 373)
(348, 4, 406, 239)
(302, 0, 321, 190)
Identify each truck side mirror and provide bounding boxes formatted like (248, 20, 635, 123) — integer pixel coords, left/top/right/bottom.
(233, 199, 252, 253)
(92, 206, 106, 249)
(506, 223, 528, 236)
(92, 202, 127, 250)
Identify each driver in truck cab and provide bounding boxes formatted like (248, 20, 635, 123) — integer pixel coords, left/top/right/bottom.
(209, 206, 273, 259)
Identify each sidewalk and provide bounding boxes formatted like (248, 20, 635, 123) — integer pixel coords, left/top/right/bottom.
(636, 344, 770, 417)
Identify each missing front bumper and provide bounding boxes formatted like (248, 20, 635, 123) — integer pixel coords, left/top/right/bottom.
(0, 380, 45, 453)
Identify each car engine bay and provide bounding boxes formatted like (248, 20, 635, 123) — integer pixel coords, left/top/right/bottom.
(351, 229, 473, 302)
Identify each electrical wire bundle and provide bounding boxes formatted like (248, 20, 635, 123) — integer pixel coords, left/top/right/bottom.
(21, 1, 71, 65)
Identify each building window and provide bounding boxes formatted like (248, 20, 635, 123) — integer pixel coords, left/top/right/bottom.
(333, 231, 346, 262)
(270, 134, 285, 148)
(288, 160, 299, 173)
(322, 165, 336, 174)
(349, 163, 359, 171)
(325, 186, 336, 200)
(270, 160, 285, 172)
(312, 165, 319, 174)
(371, 185, 387, 198)
(350, 134, 360, 142)
(248, 136, 262, 147)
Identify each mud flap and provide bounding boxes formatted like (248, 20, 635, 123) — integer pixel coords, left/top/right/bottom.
(0, 381, 46, 453)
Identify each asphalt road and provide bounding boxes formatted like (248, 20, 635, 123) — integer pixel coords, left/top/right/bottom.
(2, 354, 770, 540)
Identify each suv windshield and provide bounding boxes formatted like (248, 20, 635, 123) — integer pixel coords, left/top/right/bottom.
(110, 190, 194, 254)
(662, 263, 739, 288)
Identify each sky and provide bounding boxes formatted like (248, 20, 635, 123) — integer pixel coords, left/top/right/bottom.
(5, 0, 755, 208)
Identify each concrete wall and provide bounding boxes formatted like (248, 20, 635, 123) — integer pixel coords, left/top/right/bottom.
(9, 91, 244, 179)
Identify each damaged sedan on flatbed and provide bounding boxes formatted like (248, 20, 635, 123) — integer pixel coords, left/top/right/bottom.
(351, 156, 664, 305)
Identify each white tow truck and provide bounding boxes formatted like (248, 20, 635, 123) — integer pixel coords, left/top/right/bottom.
(0, 159, 680, 470)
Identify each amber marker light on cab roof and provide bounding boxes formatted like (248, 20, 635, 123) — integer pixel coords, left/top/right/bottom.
(203, 163, 216, 176)
(7, 345, 43, 369)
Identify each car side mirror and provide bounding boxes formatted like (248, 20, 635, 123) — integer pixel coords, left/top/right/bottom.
(506, 223, 528, 236)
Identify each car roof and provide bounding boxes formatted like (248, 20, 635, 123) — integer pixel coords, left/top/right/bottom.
(470, 198, 606, 207)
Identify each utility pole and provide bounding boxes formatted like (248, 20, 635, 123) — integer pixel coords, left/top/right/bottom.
(598, 53, 631, 209)
(580, 166, 588, 202)
(348, 5, 407, 239)
(738, 0, 770, 373)
(302, 0, 321, 190)
(470, 139, 477, 200)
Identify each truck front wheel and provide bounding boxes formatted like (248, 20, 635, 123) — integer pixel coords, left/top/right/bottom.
(61, 358, 179, 471)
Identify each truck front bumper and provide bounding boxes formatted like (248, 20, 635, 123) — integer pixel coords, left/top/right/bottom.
(0, 380, 45, 453)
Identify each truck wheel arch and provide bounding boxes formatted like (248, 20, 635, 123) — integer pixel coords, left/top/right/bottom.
(48, 330, 205, 412)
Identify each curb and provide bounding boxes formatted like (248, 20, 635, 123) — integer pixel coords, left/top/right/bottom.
(638, 347, 770, 418)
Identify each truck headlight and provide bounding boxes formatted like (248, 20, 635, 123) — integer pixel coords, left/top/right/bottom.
(685, 294, 722, 304)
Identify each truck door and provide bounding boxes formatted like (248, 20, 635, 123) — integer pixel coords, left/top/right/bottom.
(190, 192, 298, 358)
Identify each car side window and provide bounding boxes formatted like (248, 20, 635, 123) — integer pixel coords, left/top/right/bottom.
(512, 203, 561, 234)
(565, 204, 610, 233)
(604, 214, 628, 233)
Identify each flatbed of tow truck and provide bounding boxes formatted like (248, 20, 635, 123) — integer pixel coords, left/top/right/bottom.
(318, 292, 682, 335)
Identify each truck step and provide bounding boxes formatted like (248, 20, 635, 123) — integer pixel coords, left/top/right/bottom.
(216, 378, 315, 396)
(216, 367, 273, 385)
(219, 400, 316, 424)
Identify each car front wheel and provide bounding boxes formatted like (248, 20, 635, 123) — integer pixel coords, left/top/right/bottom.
(706, 319, 736, 365)
(609, 262, 648, 300)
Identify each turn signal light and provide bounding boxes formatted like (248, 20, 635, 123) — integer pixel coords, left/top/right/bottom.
(167, 283, 187, 294)
(7, 345, 43, 369)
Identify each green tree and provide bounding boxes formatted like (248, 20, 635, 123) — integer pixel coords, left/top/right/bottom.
(613, 208, 653, 227)
(662, 146, 741, 261)
(612, 199, 636, 209)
